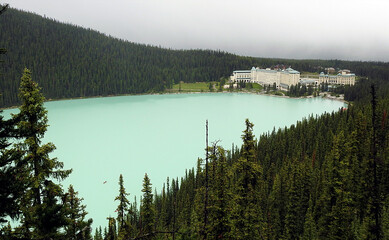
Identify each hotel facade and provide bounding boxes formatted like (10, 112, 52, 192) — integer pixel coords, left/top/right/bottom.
(230, 67, 356, 88)
(230, 67, 300, 89)
(318, 70, 356, 85)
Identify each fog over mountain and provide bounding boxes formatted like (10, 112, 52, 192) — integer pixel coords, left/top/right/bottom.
(5, 0, 389, 62)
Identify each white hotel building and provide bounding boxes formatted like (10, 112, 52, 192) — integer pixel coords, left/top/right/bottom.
(318, 70, 356, 85)
(231, 67, 356, 88)
(230, 67, 300, 89)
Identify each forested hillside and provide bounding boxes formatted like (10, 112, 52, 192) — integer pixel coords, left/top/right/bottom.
(1, 7, 389, 107)
(0, 8, 252, 107)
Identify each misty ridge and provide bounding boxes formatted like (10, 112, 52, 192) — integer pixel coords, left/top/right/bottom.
(5, 0, 389, 62)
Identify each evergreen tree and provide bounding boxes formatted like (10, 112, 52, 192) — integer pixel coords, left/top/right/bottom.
(33, 180, 68, 239)
(230, 119, 264, 239)
(383, 197, 389, 240)
(114, 174, 131, 239)
(209, 82, 213, 92)
(0, 3, 25, 225)
(115, 174, 130, 229)
(266, 171, 287, 240)
(64, 184, 93, 240)
(329, 131, 354, 239)
(16, 68, 72, 238)
(94, 226, 103, 240)
(302, 197, 318, 240)
(128, 196, 139, 236)
(141, 173, 155, 239)
(105, 217, 117, 240)
(0, 102, 25, 224)
(208, 146, 231, 239)
(285, 160, 311, 240)
(193, 160, 206, 238)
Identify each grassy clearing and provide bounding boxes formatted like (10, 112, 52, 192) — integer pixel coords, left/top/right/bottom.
(169, 81, 265, 93)
(301, 71, 320, 75)
(171, 82, 213, 92)
(251, 83, 263, 91)
(300, 72, 320, 79)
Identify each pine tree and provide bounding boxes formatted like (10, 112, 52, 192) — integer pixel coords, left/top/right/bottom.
(94, 226, 103, 240)
(383, 197, 389, 240)
(302, 197, 318, 240)
(266, 171, 287, 240)
(115, 174, 130, 228)
(16, 68, 72, 238)
(0, 107, 25, 224)
(193, 162, 206, 238)
(230, 119, 264, 240)
(285, 160, 311, 240)
(33, 180, 68, 239)
(0, 3, 25, 225)
(105, 217, 117, 240)
(208, 146, 231, 239)
(115, 174, 131, 240)
(141, 173, 155, 239)
(64, 184, 92, 240)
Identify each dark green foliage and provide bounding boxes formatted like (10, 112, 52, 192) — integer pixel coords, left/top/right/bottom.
(65, 184, 93, 240)
(207, 146, 231, 239)
(33, 181, 68, 239)
(285, 160, 311, 239)
(94, 226, 104, 240)
(115, 174, 132, 240)
(0, 3, 25, 225)
(230, 119, 264, 239)
(288, 83, 309, 97)
(302, 197, 318, 240)
(15, 68, 72, 239)
(105, 217, 117, 240)
(115, 174, 130, 230)
(0, 108, 24, 224)
(141, 173, 155, 239)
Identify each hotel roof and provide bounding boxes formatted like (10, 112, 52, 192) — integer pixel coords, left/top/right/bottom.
(234, 67, 300, 74)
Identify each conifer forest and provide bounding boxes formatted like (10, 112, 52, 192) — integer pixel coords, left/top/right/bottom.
(1, 5, 389, 240)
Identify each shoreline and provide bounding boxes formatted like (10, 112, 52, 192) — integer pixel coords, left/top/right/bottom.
(0, 90, 348, 111)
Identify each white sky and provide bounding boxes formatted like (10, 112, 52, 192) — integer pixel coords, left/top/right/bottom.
(4, 0, 389, 61)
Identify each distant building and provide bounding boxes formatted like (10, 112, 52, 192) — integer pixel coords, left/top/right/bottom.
(230, 67, 356, 89)
(300, 78, 318, 85)
(325, 67, 336, 74)
(319, 70, 356, 85)
(230, 67, 300, 89)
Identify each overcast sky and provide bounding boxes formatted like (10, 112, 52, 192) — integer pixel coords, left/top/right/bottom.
(5, 0, 389, 62)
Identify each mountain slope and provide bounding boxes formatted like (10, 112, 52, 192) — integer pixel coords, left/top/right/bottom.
(1, 7, 389, 107)
(0, 8, 256, 107)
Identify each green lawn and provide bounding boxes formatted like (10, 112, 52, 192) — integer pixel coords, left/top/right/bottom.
(169, 81, 264, 92)
(251, 83, 263, 91)
(171, 82, 214, 92)
(301, 71, 320, 75)
(300, 72, 320, 78)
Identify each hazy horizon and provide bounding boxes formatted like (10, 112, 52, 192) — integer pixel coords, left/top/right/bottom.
(4, 0, 389, 62)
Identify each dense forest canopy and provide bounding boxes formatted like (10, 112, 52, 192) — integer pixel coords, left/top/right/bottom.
(1, 7, 389, 108)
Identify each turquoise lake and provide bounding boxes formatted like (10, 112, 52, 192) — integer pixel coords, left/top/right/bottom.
(3, 93, 345, 230)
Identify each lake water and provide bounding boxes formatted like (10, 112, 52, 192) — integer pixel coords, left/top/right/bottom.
(2, 93, 345, 230)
